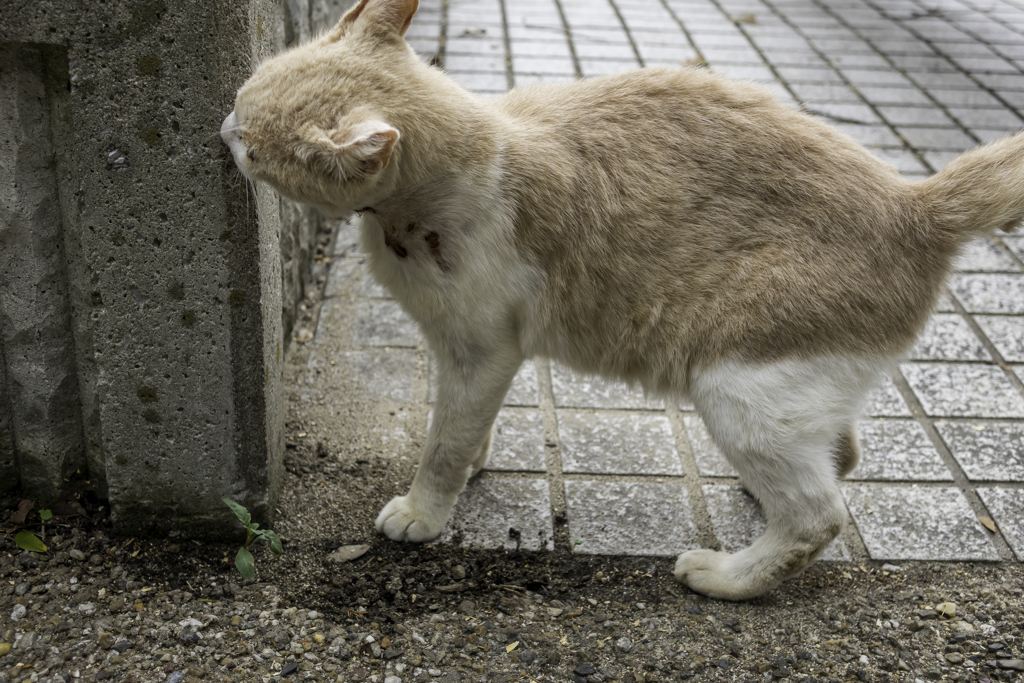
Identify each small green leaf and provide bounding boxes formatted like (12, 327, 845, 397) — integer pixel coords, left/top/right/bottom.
(263, 530, 283, 555)
(235, 546, 255, 580)
(39, 509, 53, 522)
(222, 497, 251, 525)
(15, 530, 47, 553)
(248, 522, 259, 531)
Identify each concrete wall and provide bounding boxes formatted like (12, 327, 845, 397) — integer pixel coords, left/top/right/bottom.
(0, 44, 88, 502)
(0, 0, 291, 537)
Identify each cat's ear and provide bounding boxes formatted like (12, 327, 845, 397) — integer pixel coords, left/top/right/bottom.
(297, 120, 399, 178)
(330, 0, 419, 38)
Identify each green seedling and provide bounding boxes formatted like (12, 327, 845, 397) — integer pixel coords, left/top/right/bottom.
(223, 497, 283, 580)
(572, 539, 583, 554)
(14, 509, 52, 554)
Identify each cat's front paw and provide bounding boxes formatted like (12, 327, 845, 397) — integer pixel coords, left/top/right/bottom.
(375, 495, 448, 542)
(674, 549, 750, 601)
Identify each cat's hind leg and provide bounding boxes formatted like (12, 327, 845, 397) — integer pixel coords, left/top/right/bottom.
(674, 356, 878, 600)
(376, 342, 521, 542)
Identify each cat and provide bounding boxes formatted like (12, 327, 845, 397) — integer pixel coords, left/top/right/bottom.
(222, 0, 1024, 600)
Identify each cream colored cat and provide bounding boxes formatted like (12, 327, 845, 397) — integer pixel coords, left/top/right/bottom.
(222, 0, 1024, 600)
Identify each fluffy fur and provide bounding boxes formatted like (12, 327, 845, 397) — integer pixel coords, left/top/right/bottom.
(222, 0, 1024, 600)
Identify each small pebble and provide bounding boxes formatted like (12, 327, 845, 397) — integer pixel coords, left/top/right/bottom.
(69, 549, 85, 561)
(10, 604, 26, 621)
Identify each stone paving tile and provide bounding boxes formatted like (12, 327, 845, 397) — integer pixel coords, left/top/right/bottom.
(551, 364, 663, 410)
(974, 315, 1024, 362)
(325, 258, 390, 299)
(935, 421, 1024, 482)
(867, 147, 930, 175)
(702, 485, 849, 561)
(977, 488, 1024, 561)
(564, 480, 700, 556)
(442, 477, 554, 551)
(908, 313, 990, 362)
(557, 410, 682, 475)
(341, 300, 419, 348)
(897, 126, 977, 150)
(488, 408, 547, 472)
(333, 220, 361, 257)
(852, 419, 952, 481)
(843, 485, 999, 560)
(954, 238, 1023, 272)
(682, 416, 736, 477)
(448, 72, 508, 92)
(830, 123, 902, 148)
(1004, 236, 1024, 262)
(324, 257, 360, 299)
(310, 348, 417, 404)
(900, 363, 1024, 418)
(863, 374, 912, 417)
(949, 274, 1024, 314)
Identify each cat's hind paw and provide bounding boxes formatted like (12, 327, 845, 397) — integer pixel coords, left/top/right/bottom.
(375, 495, 448, 542)
(674, 549, 759, 601)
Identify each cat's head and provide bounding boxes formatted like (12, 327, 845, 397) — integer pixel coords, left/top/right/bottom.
(221, 0, 421, 216)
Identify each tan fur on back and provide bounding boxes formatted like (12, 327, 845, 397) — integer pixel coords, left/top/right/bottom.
(493, 69, 946, 385)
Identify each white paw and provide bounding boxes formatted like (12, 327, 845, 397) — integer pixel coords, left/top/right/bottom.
(674, 549, 745, 600)
(375, 495, 448, 542)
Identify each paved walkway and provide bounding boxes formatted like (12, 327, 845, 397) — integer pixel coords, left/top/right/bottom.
(314, 0, 1024, 565)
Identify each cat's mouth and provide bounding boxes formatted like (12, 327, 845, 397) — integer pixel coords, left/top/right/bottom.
(221, 111, 253, 179)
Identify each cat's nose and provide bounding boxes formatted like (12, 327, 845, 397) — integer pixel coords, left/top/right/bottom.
(221, 111, 238, 144)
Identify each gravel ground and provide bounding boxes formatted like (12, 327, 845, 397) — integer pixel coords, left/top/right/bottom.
(3, 433, 1024, 683)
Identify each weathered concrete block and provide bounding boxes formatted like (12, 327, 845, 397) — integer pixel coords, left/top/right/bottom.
(1, 0, 285, 536)
(0, 43, 87, 503)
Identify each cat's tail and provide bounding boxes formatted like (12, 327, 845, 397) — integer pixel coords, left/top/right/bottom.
(914, 129, 1024, 243)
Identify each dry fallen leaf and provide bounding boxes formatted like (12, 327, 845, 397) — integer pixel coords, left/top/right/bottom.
(328, 544, 370, 564)
(11, 499, 33, 526)
(979, 516, 997, 532)
(506, 641, 519, 653)
(734, 12, 757, 24)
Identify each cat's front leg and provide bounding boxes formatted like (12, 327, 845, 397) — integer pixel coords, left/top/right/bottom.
(376, 344, 522, 542)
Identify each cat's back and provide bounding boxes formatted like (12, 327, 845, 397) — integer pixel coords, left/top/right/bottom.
(493, 66, 894, 192)
(488, 67, 942, 370)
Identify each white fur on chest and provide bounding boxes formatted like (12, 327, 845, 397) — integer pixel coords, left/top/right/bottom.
(356, 171, 543, 358)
